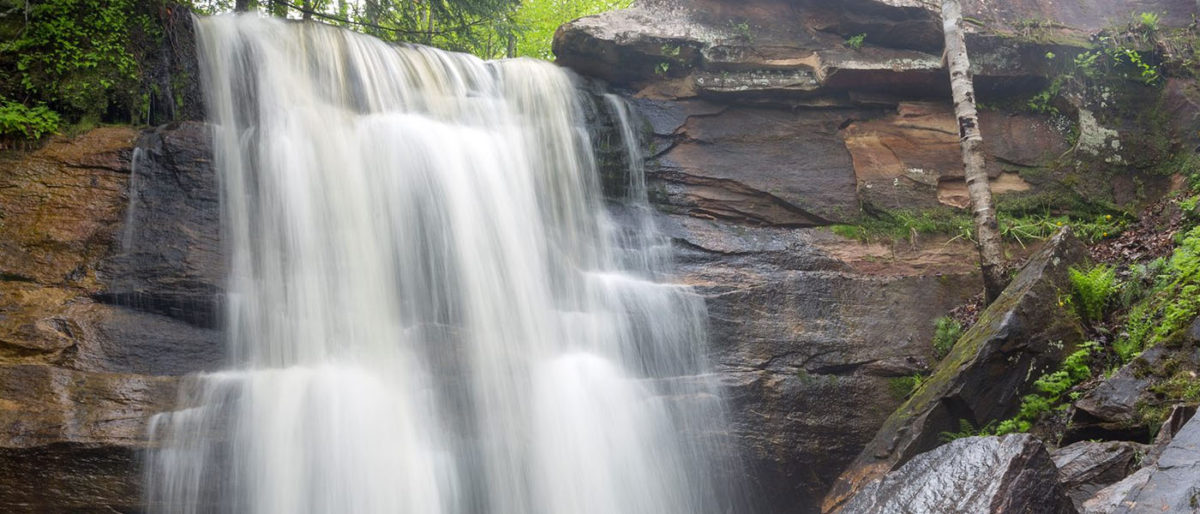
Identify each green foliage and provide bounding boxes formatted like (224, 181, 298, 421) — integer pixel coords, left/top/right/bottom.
(1027, 76, 1064, 115)
(845, 33, 866, 50)
(994, 341, 1099, 435)
(829, 209, 973, 245)
(0, 98, 60, 139)
(833, 195, 1128, 247)
(0, 0, 155, 124)
(939, 418, 995, 442)
(1069, 265, 1118, 323)
(728, 19, 751, 41)
(1137, 12, 1161, 33)
(506, 0, 633, 59)
(888, 374, 925, 401)
(1116, 226, 1200, 359)
(931, 316, 963, 361)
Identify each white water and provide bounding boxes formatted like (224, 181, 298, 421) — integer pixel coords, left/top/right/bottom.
(145, 14, 741, 514)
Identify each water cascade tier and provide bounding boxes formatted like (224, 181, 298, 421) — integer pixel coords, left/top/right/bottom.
(144, 14, 743, 514)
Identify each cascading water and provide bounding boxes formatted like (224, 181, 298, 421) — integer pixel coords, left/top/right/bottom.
(145, 14, 743, 514)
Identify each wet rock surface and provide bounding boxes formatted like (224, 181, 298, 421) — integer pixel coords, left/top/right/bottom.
(838, 434, 1077, 514)
(0, 123, 220, 511)
(824, 229, 1088, 511)
(1081, 410, 1200, 513)
(664, 214, 983, 511)
(97, 121, 222, 328)
(1053, 440, 1151, 510)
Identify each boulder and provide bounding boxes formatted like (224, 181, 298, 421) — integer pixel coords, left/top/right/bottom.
(1081, 409, 1200, 513)
(837, 434, 1077, 514)
(1066, 345, 1200, 444)
(552, 0, 1122, 96)
(823, 228, 1088, 512)
(1053, 440, 1151, 510)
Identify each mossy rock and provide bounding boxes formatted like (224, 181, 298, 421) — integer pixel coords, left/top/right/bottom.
(825, 227, 1088, 511)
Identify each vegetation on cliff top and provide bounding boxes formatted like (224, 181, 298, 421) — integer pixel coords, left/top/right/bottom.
(0, 0, 632, 142)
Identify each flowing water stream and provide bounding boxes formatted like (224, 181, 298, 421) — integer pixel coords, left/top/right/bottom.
(145, 14, 741, 514)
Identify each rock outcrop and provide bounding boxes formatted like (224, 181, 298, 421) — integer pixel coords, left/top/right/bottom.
(638, 96, 1068, 226)
(1053, 440, 1151, 510)
(837, 434, 1077, 514)
(1081, 409, 1200, 513)
(668, 214, 984, 510)
(0, 123, 220, 511)
(823, 228, 1088, 511)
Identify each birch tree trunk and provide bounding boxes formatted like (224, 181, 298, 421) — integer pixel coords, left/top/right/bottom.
(942, 0, 1007, 303)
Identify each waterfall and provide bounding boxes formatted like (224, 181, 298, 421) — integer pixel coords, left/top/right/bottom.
(145, 14, 742, 514)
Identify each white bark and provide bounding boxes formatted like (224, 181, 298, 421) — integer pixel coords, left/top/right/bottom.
(942, 0, 1007, 302)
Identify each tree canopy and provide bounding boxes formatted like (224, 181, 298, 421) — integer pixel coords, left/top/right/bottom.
(0, 0, 633, 141)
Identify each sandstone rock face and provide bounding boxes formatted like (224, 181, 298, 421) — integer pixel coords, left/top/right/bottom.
(662, 213, 984, 512)
(639, 96, 1067, 226)
(824, 228, 1088, 512)
(837, 434, 1077, 514)
(552, 0, 1153, 96)
(0, 124, 220, 511)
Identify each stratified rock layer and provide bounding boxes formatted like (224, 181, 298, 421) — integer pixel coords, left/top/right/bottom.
(0, 123, 221, 511)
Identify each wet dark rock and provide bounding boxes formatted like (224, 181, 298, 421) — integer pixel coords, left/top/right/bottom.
(825, 228, 1088, 511)
(651, 106, 859, 225)
(97, 121, 222, 328)
(668, 215, 982, 512)
(1081, 409, 1200, 513)
(1053, 440, 1151, 510)
(0, 364, 177, 512)
(1066, 346, 1200, 444)
(838, 434, 1077, 514)
(0, 443, 144, 513)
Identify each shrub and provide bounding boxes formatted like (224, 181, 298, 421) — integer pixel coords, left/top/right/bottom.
(1069, 265, 1117, 323)
(0, 99, 60, 140)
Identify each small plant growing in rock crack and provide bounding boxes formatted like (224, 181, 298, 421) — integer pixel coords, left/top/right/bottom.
(939, 419, 996, 442)
(994, 341, 1099, 435)
(1137, 12, 1161, 33)
(888, 373, 926, 401)
(728, 20, 752, 41)
(931, 316, 963, 361)
(845, 33, 866, 50)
